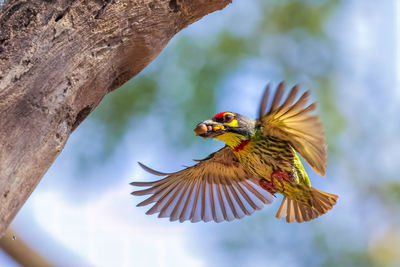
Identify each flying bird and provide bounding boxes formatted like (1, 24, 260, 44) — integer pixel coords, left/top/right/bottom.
(131, 82, 338, 223)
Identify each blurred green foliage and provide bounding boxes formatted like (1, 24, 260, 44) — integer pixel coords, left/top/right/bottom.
(377, 182, 400, 213)
(91, 77, 158, 157)
(262, 0, 339, 35)
(316, 77, 346, 154)
(384, 182, 400, 203)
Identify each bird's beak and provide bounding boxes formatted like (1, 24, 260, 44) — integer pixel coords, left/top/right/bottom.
(194, 120, 225, 138)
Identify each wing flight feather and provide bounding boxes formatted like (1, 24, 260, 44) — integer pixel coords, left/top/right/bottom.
(258, 82, 327, 175)
(131, 146, 274, 223)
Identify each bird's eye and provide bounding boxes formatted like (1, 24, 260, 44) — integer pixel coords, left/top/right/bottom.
(214, 117, 223, 123)
(224, 114, 233, 123)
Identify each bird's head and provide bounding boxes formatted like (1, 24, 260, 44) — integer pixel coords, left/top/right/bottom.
(194, 112, 255, 147)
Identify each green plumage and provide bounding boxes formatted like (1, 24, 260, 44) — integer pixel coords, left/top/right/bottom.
(226, 126, 315, 207)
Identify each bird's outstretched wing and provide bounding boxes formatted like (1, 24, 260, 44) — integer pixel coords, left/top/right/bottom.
(258, 82, 327, 176)
(131, 146, 274, 223)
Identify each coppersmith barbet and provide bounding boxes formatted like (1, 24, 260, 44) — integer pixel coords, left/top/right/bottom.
(131, 82, 338, 223)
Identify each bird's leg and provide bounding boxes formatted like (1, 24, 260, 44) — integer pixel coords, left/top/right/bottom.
(271, 170, 291, 191)
(259, 178, 277, 196)
(259, 171, 291, 195)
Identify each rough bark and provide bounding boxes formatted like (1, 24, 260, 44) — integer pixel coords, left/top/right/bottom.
(0, 0, 231, 235)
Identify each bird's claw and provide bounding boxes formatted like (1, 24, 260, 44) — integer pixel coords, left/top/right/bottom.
(259, 178, 277, 197)
(271, 170, 291, 190)
(259, 171, 290, 195)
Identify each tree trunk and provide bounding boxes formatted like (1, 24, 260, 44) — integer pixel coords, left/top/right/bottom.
(0, 0, 230, 235)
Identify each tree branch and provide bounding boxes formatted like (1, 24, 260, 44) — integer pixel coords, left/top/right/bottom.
(0, 0, 231, 235)
(0, 228, 53, 267)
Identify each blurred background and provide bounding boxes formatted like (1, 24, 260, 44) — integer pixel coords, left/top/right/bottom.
(1, 0, 399, 266)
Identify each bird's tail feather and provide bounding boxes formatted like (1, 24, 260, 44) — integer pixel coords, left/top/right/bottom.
(275, 187, 338, 223)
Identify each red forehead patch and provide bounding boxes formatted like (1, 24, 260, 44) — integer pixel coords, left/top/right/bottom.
(213, 112, 226, 120)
